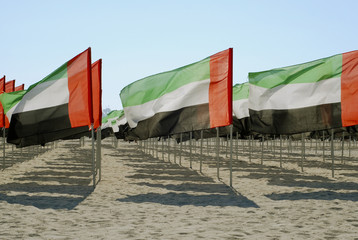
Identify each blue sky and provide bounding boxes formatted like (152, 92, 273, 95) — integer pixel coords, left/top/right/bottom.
(1, 0, 358, 110)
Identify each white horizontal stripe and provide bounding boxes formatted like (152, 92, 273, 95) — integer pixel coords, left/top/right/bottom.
(6, 102, 20, 123)
(233, 99, 249, 119)
(124, 79, 210, 128)
(249, 77, 341, 111)
(117, 116, 127, 126)
(14, 78, 69, 114)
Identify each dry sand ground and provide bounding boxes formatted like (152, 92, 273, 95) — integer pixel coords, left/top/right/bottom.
(0, 137, 357, 239)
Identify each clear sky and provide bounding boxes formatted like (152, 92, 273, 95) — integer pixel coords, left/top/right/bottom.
(1, 0, 358, 111)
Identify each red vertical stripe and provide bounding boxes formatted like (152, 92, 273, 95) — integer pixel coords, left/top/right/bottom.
(0, 76, 5, 128)
(4, 80, 15, 128)
(67, 48, 93, 128)
(208, 48, 233, 128)
(341, 50, 358, 126)
(91, 59, 102, 129)
(5, 80, 15, 93)
(15, 84, 25, 91)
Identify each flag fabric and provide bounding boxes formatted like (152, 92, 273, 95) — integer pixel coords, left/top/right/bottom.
(101, 110, 125, 140)
(6, 48, 92, 147)
(120, 48, 233, 140)
(4, 80, 16, 128)
(58, 58, 103, 141)
(232, 82, 251, 136)
(233, 82, 249, 120)
(248, 50, 358, 135)
(15, 84, 25, 91)
(101, 110, 124, 132)
(0, 76, 5, 128)
(0, 90, 27, 127)
(5, 80, 15, 93)
(91, 59, 102, 129)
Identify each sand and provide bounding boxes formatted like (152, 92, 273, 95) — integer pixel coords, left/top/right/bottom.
(0, 137, 357, 239)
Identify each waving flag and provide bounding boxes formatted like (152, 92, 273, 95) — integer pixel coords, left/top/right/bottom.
(249, 50, 358, 134)
(5, 80, 15, 93)
(0, 90, 27, 128)
(120, 48, 233, 140)
(7, 48, 92, 147)
(91, 59, 102, 129)
(0, 76, 5, 128)
(15, 84, 25, 91)
(232, 82, 251, 135)
(4, 80, 16, 128)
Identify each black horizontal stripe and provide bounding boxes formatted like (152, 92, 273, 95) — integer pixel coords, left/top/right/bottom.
(125, 103, 211, 140)
(249, 103, 342, 135)
(7, 104, 89, 147)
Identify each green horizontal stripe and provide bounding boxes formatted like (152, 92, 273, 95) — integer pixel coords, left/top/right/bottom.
(249, 53, 342, 89)
(233, 82, 249, 101)
(0, 90, 26, 114)
(27, 62, 68, 93)
(102, 110, 124, 123)
(120, 57, 210, 107)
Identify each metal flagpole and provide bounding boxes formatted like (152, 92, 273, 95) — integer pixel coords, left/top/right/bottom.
(348, 134, 351, 163)
(91, 124, 96, 189)
(179, 133, 182, 165)
(315, 133, 318, 155)
(156, 138, 159, 158)
(249, 135, 252, 162)
(162, 137, 164, 161)
(200, 130, 203, 173)
(229, 125, 233, 187)
(189, 131, 192, 168)
(3, 127, 5, 170)
(236, 132, 239, 160)
(167, 136, 170, 162)
(273, 135, 276, 158)
(96, 127, 102, 182)
(261, 136, 264, 165)
(322, 130, 326, 162)
(280, 134, 282, 169)
(323, 131, 325, 162)
(341, 131, 345, 163)
(174, 137, 177, 163)
(301, 133, 304, 172)
(216, 127, 220, 180)
(331, 129, 335, 178)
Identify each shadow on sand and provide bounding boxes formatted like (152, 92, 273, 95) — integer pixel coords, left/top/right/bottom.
(0, 141, 94, 210)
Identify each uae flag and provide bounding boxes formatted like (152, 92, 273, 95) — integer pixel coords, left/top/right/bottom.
(0, 90, 27, 130)
(4, 80, 16, 128)
(91, 59, 102, 129)
(0, 76, 5, 128)
(5, 80, 15, 93)
(232, 82, 251, 135)
(15, 84, 25, 91)
(6, 48, 93, 147)
(249, 50, 358, 135)
(120, 48, 233, 140)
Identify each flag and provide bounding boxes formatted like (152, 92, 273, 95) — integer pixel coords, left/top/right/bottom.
(4, 80, 16, 128)
(0, 90, 27, 128)
(120, 48, 233, 140)
(0, 76, 5, 128)
(232, 82, 251, 136)
(248, 50, 358, 134)
(5, 80, 15, 93)
(6, 48, 92, 147)
(91, 59, 102, 129)
(15, 84, 25, 91)
(101, 110, 124, 131)
(233, 82, 249, 120)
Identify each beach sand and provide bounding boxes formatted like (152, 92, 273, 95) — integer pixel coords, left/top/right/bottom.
(0, 137, 357, 239)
